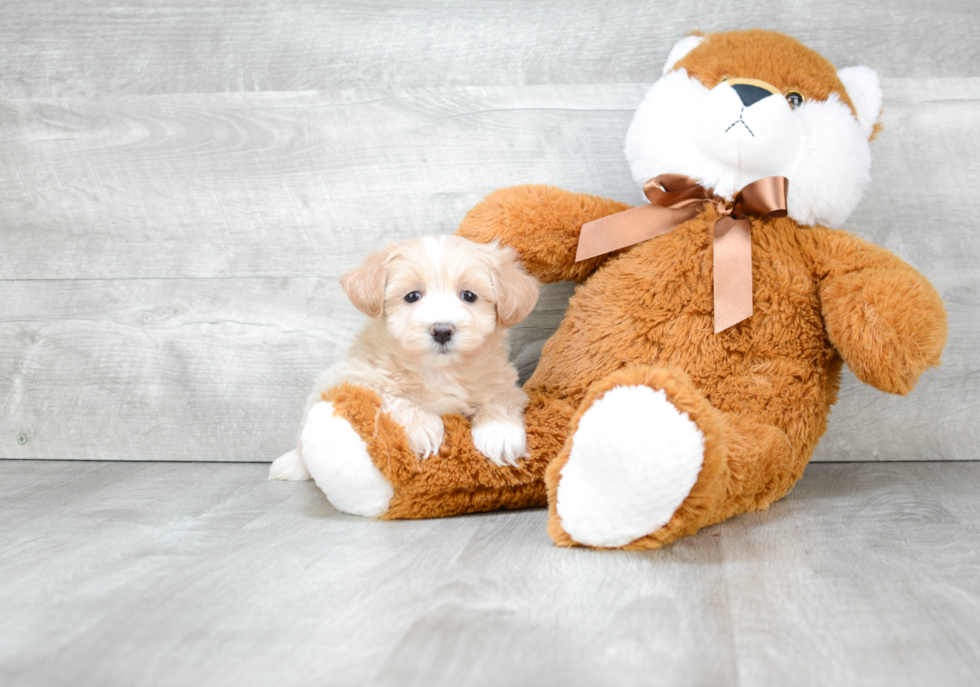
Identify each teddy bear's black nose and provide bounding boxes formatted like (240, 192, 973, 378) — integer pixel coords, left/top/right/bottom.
(731, 83, 773, 107)
(430, 323, 454, 345)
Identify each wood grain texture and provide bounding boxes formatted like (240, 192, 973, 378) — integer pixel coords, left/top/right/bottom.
(721, 462, 980, 687)
(1, 2, 977, 463)
(0, 86, 643, 280)
(1, 80, 976, 462)
(0, 277, 575, 461)
(0, 1, 977, 98)
(3, 79, 978, 281)
(1, 460, 979, 686)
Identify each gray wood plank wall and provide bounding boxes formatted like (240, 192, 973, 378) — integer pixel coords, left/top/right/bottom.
(2, 1, 978, 462)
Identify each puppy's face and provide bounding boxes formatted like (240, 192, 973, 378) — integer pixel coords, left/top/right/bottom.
(342, 236, 538, 366)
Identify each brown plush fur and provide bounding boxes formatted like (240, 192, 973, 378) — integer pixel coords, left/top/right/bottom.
(673, 29, 857, 116)
(321, 382, 572, 519)
(319, 180, 946, 547)
(314, 32, 947, 549)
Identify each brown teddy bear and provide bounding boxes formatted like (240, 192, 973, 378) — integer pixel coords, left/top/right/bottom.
(275, 29, 948, 550)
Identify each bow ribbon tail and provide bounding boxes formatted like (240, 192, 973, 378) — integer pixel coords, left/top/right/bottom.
(712, 216, 753, 333)
(576, 204, 700, 262)
(573, 174, 786, 335)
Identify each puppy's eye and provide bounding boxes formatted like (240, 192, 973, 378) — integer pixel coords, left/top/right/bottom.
(460, 291, 478, 303)
(785, 91, 804, 109)
(404, 291, 422, 303)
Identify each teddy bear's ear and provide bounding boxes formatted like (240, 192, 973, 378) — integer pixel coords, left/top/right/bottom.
(341, 243, 396, 319)
(838, 66, 883, 140)
(662, 35, 705, 75)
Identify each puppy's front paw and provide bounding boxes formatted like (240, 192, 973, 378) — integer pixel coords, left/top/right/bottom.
(404, 414, 444, 459)
(472, 420, 528, 467)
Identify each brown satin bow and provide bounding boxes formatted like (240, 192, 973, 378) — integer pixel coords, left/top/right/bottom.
(575, 174, 789, 333)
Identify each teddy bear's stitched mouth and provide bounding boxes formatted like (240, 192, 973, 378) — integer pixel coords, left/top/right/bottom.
(724, 107, 755, 137)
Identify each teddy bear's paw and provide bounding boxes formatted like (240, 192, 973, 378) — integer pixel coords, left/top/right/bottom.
(268, 448, 311, 481)
(472, 419, 528, 467)
(556, 385, 705, 547)
(301, 401, 394, 517)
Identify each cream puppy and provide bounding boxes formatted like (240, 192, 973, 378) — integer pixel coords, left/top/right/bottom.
(272, 235, 539, 480)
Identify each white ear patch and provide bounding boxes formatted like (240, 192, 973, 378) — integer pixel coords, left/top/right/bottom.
(663, 35, 705, 75)
(837, 66, 882, 139)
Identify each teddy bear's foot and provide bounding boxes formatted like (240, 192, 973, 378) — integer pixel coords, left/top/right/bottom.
(553, 385, 706, 547)
(546, 366, 732, 549)
(268, 448, 311, 481)
(300, 401, 394, 517)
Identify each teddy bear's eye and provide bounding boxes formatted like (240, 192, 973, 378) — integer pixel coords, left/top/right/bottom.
(786, 91, 805, 109)
(404, 291, 422, 303)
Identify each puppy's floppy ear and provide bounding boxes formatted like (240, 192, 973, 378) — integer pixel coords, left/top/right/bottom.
(341, 243, 395, 319)
(485, 241, 539, 328)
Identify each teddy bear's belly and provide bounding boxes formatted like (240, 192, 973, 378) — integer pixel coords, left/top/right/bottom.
(526, 225, 839, 443)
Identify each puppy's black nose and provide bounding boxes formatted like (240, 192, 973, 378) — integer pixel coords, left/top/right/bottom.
(430, 323, 454, 345)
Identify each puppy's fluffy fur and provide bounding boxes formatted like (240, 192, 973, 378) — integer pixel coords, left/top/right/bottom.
(278, 235, 539, 476)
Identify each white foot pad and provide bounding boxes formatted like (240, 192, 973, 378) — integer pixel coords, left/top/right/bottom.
(301, 401, 394, 517)
(556, 386, 705, 547)
(269, 448, 312, 481)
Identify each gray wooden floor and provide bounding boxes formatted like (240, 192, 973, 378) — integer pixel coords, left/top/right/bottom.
(2, 459, 979, 687)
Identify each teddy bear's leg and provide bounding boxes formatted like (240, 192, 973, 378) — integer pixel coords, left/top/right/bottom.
(299, 401, 394, 517)
(546, 366, 797, 550)
(306, 383, 575, 520)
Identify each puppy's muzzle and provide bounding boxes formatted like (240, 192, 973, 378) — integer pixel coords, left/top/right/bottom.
(429, 323, 455, 345)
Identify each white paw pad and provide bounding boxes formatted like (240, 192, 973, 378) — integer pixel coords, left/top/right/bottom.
(301, 401, 394, 517)
(268, 448, 312, 481)
(472, 420, 528, 467)
(556, 386, 705, 547)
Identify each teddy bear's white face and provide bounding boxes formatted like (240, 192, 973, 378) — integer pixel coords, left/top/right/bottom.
(693, 78, 803, 179)
(624, 33, 882, 229)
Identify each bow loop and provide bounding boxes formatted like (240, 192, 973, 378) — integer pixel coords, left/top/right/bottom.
(642, 174, 713, 208)
(731, 176, 789, 220)
(575, 174, 789, 333)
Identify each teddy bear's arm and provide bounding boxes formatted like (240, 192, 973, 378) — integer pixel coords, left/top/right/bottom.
(809, 228, 948, 395)
(456, 185, 632, 283)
